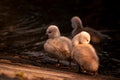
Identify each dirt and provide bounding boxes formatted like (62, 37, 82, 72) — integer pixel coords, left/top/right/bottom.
(0, 46, 119, 80)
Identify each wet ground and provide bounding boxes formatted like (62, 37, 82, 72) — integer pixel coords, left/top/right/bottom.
(0, 61, 119, 80)
(0, 30, 120, 79)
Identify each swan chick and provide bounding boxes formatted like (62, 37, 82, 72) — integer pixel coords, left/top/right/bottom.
(71, 16, 110, 44)
(71, 31, 99, 75)
(44, 25, 72, 67)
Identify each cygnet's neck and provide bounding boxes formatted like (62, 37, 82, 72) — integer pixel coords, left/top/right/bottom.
(71, 16, 84, 36)
(50, 31, 61, 39)
(71, 16, 83, 28)
(53, 34, 60, 39)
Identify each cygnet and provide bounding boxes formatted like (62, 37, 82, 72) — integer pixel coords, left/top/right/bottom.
(44, 25, 72, 67)
(71, 16, 110, 44)
(71, 31, 99, 75)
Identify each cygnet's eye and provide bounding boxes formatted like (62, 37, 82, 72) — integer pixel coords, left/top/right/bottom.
(48, 31, 52, 33)
(87, 39, 89, 42)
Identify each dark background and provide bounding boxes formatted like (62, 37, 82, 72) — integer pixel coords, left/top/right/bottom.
(0, 0, 120, 53)
(0, 0, 120, 31)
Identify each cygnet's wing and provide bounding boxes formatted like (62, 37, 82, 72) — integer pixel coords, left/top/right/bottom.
(44, 39, 58, 54)
(72, 44, 99, 62)
(54, 37, 71, 58)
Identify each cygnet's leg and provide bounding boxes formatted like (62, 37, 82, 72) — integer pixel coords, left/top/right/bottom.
(55, 59, 61, 67)
(68, 59, 73, 69)
(69, 61, 71, 68)
(63, 59, 73, 69)
(56, 60, 72, 69)
(78, 64, 82, 73)
(78, 65, 87, 74)
(80, 66, 85, 73)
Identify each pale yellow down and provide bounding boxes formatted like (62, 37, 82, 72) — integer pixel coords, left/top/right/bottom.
(71, 31, 99, 73)
(44, 25, 72, 61)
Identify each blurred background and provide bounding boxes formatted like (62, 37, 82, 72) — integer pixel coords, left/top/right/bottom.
(0, 0, 120, 51)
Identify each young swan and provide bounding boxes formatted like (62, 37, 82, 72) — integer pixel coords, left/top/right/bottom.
(71, 16, 110, 44)
(44, 25, 72, 67)
(71, 31, 99, 75)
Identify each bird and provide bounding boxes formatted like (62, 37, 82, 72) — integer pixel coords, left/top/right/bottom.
(44, 25, 72, 67)
(71, 31, 99, 75)
(71, 16, 110, 44)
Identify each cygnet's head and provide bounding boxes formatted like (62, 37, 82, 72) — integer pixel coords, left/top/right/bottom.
(71, 16, 83, 29)
(46, 25, 60, 38)
(78, 31, 91, 44)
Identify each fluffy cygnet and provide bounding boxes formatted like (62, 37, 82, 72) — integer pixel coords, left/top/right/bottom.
(71, 16, 110, 44)
(71, 31, 99, 75)
(44, 25, 72, 66)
